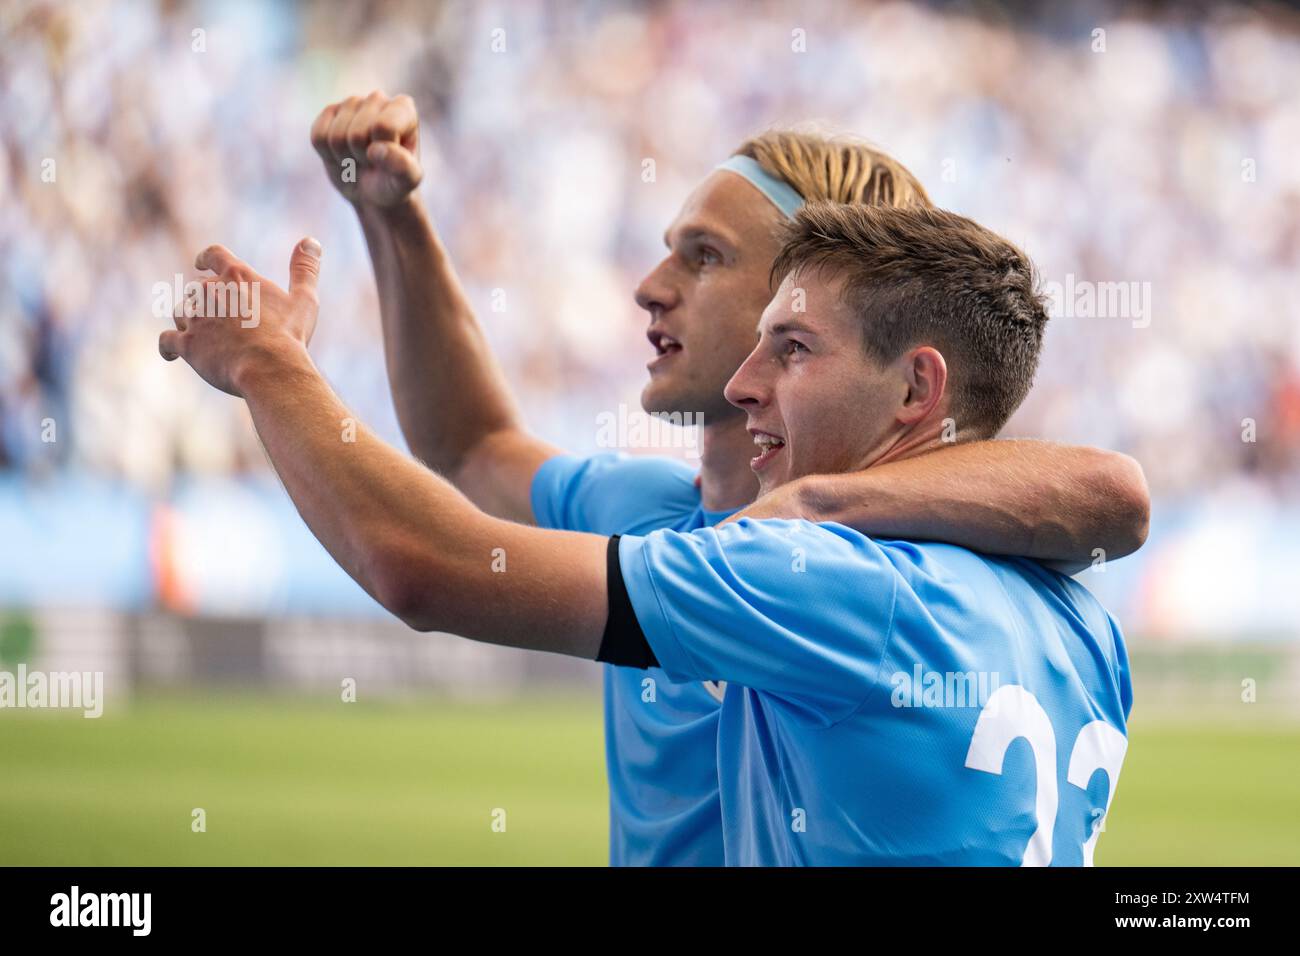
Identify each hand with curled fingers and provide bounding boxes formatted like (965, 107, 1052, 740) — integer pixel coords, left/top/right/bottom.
(311, 91, 422, 208)
(158, 238, 322, 397)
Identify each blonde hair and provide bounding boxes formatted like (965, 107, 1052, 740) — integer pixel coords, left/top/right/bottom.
(733, 129, 931, 210)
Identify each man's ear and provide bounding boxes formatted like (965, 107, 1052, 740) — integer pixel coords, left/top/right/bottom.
(897, 346, 948, 426)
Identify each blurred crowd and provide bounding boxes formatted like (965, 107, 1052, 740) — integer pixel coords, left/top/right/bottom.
(2, 0, 1298, 502)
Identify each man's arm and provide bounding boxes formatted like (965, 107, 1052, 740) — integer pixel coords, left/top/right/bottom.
(239, 350, 607, 653)
(311, 92, 560, 522)
(159, 241, 609, 655)
(728, 439, 1149, 572)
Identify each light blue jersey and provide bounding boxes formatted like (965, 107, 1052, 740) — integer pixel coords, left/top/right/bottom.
(617, 518, 1133, 866)
(531, 453, 736, 866)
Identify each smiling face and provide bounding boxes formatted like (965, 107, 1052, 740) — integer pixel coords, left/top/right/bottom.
(723, 201, 1048, 496)
(722, 271, 913, 496)
(635, 170, 786, 424)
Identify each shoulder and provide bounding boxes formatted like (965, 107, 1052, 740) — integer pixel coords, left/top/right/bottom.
(532, 452, 700, 534)
(618, 519, 905, 714)
(630, 518, 905, 617)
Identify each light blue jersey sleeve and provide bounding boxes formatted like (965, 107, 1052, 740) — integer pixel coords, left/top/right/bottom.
(618, 518, 898, 721)
(531, 453, 701, 534)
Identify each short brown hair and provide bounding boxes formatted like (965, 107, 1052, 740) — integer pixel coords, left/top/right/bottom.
(771, 202, 1049, 437)
(733, 129, 931, 210)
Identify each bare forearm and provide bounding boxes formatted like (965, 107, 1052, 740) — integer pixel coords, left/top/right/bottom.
(312, 93, 555, 519)
(237, 347, 605, 655)
(792, 440, 1149, 565)
(237, 342, 462, 602)
(358, 199, 524, 468)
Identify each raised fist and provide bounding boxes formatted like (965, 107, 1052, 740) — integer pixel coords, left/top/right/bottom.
(311, 92, 422, 208)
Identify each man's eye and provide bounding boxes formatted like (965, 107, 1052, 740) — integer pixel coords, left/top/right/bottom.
(699, 247, 721, 267)
(785, 339, 808, 356)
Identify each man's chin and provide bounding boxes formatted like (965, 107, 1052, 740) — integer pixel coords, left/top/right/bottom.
(640, 381, 701, 419)
(641, 380, 746, 426)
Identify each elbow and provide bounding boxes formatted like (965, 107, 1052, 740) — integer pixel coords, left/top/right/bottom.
(1095, 450, 1150, 559)
(366, 547, 443, 633)
(377, 579, 441, 634)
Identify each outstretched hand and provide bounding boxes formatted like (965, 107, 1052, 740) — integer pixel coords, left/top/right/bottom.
(158, 238, 322, 397)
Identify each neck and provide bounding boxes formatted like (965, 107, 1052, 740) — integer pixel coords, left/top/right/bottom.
(697, 414, 761, 512)
(861, 417, 953, 471)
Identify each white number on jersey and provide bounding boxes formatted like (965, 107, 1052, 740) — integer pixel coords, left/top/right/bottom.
(964, 684, 1126, 866)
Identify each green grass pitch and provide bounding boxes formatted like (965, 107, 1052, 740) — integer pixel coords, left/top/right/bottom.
(0, 693, 1296, 865)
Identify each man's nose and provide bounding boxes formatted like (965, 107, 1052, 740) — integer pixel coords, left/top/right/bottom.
(724, 347, 768, 411)
(634, 257, 680, 314)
